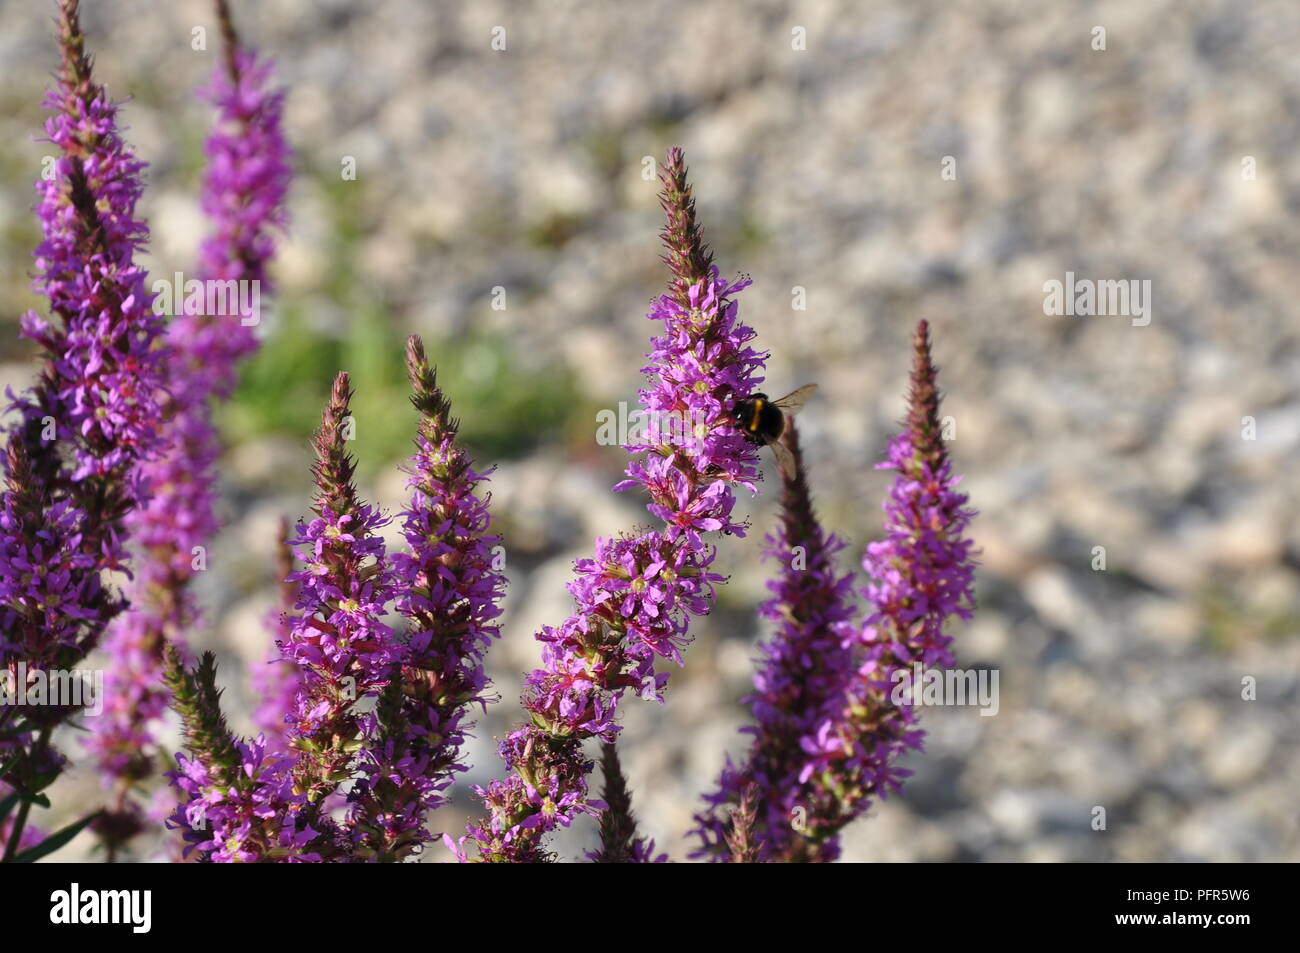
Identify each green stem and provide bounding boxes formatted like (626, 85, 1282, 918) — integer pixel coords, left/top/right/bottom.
(2, 726, 52, 862)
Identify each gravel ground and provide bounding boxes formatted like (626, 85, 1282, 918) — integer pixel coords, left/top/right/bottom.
(1, 0, 1297, 862)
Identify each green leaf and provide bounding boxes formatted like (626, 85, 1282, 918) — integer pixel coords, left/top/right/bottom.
(11, 811, 101, 863)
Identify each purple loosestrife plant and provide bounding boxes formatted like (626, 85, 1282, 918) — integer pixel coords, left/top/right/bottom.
(166, 374, 391, 862)
(164, 647, 317, 862)
(347, 336, 506, 860)
(166, 351, 505, 862)
(0, 0, 166, 862)
(692, 320, 976, 861)
(87, 0, 292, 857)
(281, 373, 398, 820)
(691, 420, 856, 861)
(462, 148, 766, 863)
(0, 0, 990, 869)
(11, 0, 164, 487)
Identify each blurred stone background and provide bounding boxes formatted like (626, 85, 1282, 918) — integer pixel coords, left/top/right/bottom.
(1, 0, 1297, 861)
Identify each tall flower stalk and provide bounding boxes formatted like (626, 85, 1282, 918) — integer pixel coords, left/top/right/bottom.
(0, 0, 166, 862)
(167, 349, 504, 861)
(692, 320, 976, 861)
(87, 0, 292, 857)
(462, 148, 766, 863)
(167, 373, 394, 862)
(282, 373, 397, 817)
(690, 420, 855, 861)
(347, 336, 506, 860)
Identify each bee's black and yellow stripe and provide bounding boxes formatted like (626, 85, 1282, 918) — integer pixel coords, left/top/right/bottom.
(747, 398, 765, 435)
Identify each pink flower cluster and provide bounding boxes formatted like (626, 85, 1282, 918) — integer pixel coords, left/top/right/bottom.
(693, 320, 977, 862)
(464, 151, 767, 862)
(87, 27, 291, 856)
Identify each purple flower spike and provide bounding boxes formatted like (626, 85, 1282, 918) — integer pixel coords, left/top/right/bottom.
(1, 0, 165, 861)
(165, 374, 391, 864)
(166, 345, 506, 863)
(463, 148, 766, 863)
(283, 374, 398, 813)
(692, 320, 976, 862)
(347, 336, 506, 861)
(12, 0, 165, 486)
(688, 421, 855, 861)
(87, 4, 291, 856)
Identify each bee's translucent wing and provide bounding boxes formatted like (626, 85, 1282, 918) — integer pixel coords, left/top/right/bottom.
(769, 438, 797, 479)
(771, 383, 818, 414)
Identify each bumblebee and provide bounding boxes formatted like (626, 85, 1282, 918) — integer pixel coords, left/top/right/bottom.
(732, 384, 817, 475)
